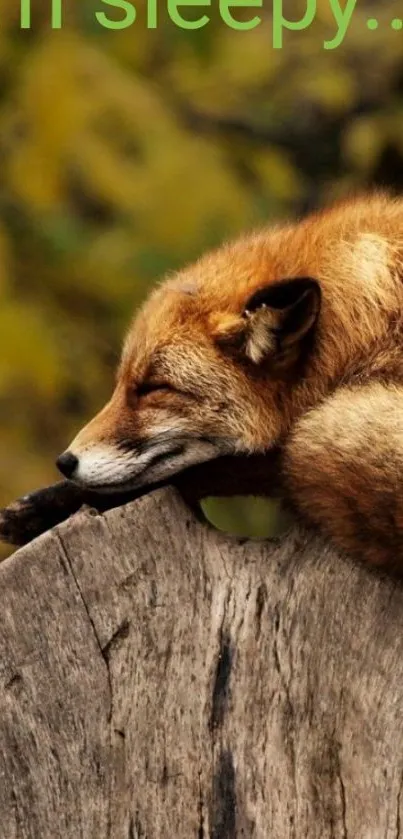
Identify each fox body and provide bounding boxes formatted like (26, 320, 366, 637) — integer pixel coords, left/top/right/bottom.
(2, 193, 403, 570)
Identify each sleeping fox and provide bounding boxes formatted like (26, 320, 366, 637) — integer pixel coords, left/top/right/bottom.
(1, 193, 403, 571)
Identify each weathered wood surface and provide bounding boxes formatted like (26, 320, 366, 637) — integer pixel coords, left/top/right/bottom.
(1, 488, 403, 839)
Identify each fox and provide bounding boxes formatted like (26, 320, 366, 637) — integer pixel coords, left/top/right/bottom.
(1, 192, 403, 572)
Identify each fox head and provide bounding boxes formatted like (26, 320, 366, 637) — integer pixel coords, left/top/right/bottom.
(57, 250, 321, 490)
(56, 195, 400, 492)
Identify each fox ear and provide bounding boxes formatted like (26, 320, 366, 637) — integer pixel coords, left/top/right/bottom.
(242, 277, 321, 364)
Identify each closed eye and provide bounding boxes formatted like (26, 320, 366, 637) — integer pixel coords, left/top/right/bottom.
(136, 381, 173, 398)
(124, 381, 172, 408)
(136, 381, 199, 402)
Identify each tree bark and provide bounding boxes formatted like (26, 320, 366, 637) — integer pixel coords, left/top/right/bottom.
(0, 488, 402, 839)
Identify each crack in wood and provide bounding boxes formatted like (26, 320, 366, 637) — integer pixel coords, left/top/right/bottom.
(209, 631, 233, 733)
(396, 772, 403, 839)
(254, 583, 267, 641)
(102, 620, 131, 661)
(129, 813, 147, 838)
(272, 602, 298, 832)
(4, 671, 23, 692)
(337, 761, 348, 839)
(210, 749, 237, 839)
(197, 769, 205, 839)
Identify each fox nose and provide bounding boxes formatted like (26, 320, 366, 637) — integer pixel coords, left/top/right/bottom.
(56, 451, 79, 479)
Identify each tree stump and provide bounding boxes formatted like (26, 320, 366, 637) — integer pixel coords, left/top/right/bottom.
(0, 488, 402, 839)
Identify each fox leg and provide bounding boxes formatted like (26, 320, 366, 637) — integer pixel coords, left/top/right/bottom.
(0, 481, 152, 547)
(283, 382, 403, 572)
(0, 451, 283, 547)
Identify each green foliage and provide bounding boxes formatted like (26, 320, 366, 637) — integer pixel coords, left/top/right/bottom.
(200, 496, 293, 539)
(0, 0, 401, 553)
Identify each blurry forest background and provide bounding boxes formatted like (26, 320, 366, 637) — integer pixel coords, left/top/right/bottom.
(0, 0, 402, 549)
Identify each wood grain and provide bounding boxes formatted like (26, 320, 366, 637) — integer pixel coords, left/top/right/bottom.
(1, 488, 402, 838)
